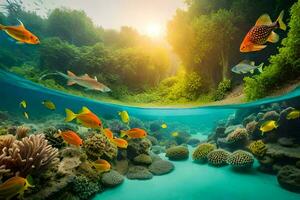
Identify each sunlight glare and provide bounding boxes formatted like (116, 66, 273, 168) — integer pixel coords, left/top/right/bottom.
(145, 23, 163, 38)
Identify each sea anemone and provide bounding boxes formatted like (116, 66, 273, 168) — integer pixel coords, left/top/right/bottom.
(15, 126, 30, 140)
(192, 143, 216, 162)
(207, 149, 230, 166)
(227, 150, 254, 169)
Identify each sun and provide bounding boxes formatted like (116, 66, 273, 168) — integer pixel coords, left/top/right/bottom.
(145, 23, 163, 38)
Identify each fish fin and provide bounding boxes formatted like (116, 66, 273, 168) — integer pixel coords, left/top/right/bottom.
(255, 14, 272, 26)
(267, 31, 279, 43)
(80, 106, 91, 114)
(67, 80, 76, 86)
(258, 64, 264, 73)
(120, 130, 127, 138)
(80, 74, 91, 79)
(252, 44, 267, 51)
(94, 76, 98, 81)
(65, 108, 77, 122)
(276, 10, 286, 31)
(67, 70, 76, 77)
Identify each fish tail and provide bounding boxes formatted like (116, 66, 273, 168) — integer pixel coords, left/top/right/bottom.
(276, 10, 286, 31)
(65, 108, 77, 122)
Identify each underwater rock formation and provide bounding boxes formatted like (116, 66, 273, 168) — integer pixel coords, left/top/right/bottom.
(101, 170, 124, 187)
(227, 150, 254, 169)
(72, 175, 102, 200)
(187, 138, 201, 147)
(192, 143, 216, 162)
(127, 138, 151, 159)
(83, 132, 117, 160)
(106, 119, 128, 133)
(277, 165, 300, 193)
(133, 154, 152, 165)
(225, 128, 249, 148)
(165, 146, 189, 161)
(207, 149, 230, 166)
(149, 160, 174, 175)
(127, 165, 153, 180)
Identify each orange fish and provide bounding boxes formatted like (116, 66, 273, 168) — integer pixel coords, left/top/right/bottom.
(56, 130, 82, 147)
(0, 20, 40, 44)
(104, 128, 114, 140)
(240, 11, 286, 52)
(120, 128, 147, 139)
(0, 176, 33, 200)
(90, 159, 111, 172)
(65, 106, 102, 129)
(112, 138, 128, 148)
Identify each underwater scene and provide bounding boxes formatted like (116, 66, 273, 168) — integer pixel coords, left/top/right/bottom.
(0, 0, 300, 199)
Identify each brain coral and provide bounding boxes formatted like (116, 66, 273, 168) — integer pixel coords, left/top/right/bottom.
(83, 133, 117, 160)
(227, 150, 254, 169)
(226, 128, 248, 144)
(165, 146, 189, 160)
(248, 140, 267, 157)
(192, 143, 216, 162)
(207, 149, 230, 166)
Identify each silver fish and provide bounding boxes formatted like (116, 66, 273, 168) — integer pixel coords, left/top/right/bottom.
(231, 60, 263, 74)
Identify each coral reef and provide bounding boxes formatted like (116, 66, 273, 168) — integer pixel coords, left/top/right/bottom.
(83, 132, 117, 160)
(127, 165, 153, 180)
(248, 140, 267, 157)
(207, 149, 230, 166)
(44, 127, 66, 149)
(101, 170, 124, 187)
(127, 138, 151, 159)
(72, 175, 102, 200)
(15, 126, 30, 140)
(226, 128, 248, 146)
(133, 154, 152, 165)
(192, 143, 216, 162)
(277, 165, 300, 193)
(227, 150, 254, 169)
(165, 146, 189, 161)
(149, 160, 174, 175)
(187, 138, 201, 147)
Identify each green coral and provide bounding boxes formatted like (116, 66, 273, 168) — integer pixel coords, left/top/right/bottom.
(83, 132, 117, 160)
(207, 149, 230, 166)
(72, 175, 102, 200)
(226, 128, 248, 144)
(227, 150, 254, 169)
(192, 143, 216, 162)
(165, 146, 189, 160)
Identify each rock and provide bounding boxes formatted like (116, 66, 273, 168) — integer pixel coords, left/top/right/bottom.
(127, 138, 152, 159)
(279, 107, 295, 121)
(224, 125, 243, 136)
(277, 165, 300, 193)
(246, 121, 258, 136)
(187, 138, 201, 147)
(58, 157, 82, 175)
(256, 112, 264, 121)
(127, 165, 153, 180)
(101, 170, 124, 187)
(133, 154, 152, 165)
(278, 137, 295, 147)
(151, 145, 165, 154)
(165, 146, 189, 161)
(149, 160, 174, 175)
(266, 143, 300, 161)
(149, 153, 162, 162)
(262, 111, 280, 121)
(147, 135, 158, 145)
(113, 159, 129, 175)
(258, 156, 275, 174)
(243, 113, 256, 126)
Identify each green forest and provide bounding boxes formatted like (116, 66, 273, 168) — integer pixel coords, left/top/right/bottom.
(0, 0, 299, 106)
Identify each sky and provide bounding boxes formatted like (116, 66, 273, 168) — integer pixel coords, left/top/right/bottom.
(15, 0, 186, 37)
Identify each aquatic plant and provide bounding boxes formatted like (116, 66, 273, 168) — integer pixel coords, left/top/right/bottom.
(207, 149, 231, 166)
(72, 175, 102, 200)
(0, 134, 59, 177)
(192, 143, 216, 162)
(226, 128, 248, 144)
(227, 150, 254, 169)
(83, 132, 118, 160)
(165, 146, 189, 161)
(248, 140, 267, 157)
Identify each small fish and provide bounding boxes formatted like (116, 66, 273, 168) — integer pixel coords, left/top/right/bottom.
(286, 110, 300, 120)
(260, 120, 278, 135)
(161, 123, 167, 129)
(90, 159, 111, 172)
(0, 20, 40, 44)
(0, 176, 33, 200)
(19, 100, 26, 109)
(231, 60, 264, 74)
(120, 128, 147, 139)
(65, 107, 102, 129)
(104, 128, 114, 140)
(171, 132, 179, 137)
(112, 138, 128, 148)
(42, 100, 56, 110)
(23, 112, 29, 119)
(118, 111, 130, 124)
(55, 130, 82, 147)
(240, 11, 286, 52)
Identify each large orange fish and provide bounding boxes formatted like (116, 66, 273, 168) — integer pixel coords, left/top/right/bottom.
(112, 138, 128, 148)
(0, 20, 40, 44)
(90, 159, 111, 172)
(240, 11, 286, 52)
(65, 106, 102, 129)
(120, 128, 147, 139)
(0, 176, 33, 200)
(56, 130, 82, 147)
(104, 128, 114, 140)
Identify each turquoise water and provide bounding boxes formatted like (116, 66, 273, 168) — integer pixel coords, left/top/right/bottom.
(1, 69, 300, 200)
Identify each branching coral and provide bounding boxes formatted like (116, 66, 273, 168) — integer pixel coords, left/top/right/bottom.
(192, 143, 216, 162)
(248, 140, 267, 157)
(226, 128, 248, 145)
(227, 150, 254, 169)
(0, 134, 59, 177)
(83, 133, 117, 160)
(207, 149, 230, 166)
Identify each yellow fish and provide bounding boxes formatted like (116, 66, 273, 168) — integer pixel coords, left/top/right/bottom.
(161, 123, 167, 129)
(260, 120, 278, 135)
(0, 176, 33, 200)
(286, 110, 300, 120)
(171, 132, 179, 137)
(19, 100, 26, 109)
(42, 100, 56, 110)
(118, 111, 130, 124)
(23, 112, 29, 119)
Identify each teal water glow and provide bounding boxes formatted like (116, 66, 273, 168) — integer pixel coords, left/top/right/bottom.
(1, 69, 300, 200)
